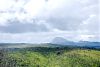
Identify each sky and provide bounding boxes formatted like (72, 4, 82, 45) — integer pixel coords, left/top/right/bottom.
(0, 0, 99, 43)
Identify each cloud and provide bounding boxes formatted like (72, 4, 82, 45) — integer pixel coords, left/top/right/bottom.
(0, 19, 49, 33)
(40, 0, 99, 33)
(0, 0, 99, 42)
(79, 14, 99, 34)
(0, 32, 99, 43)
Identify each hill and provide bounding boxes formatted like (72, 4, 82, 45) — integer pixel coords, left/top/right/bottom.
(51, 37, 100, 48)
(0, 46, 100, 67)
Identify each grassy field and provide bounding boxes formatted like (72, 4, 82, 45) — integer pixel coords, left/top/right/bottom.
(0, 47, 100, 67)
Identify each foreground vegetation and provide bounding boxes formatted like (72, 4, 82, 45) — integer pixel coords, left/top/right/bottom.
(0, 46, 100, 67)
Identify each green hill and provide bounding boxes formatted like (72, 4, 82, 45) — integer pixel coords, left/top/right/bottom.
(0, 47, 100, 67)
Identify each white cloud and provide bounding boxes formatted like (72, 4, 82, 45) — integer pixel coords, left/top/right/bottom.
(24, 0, 45, 16)
(79, 14, 99, 35)
(77, 35, 95, 41)
(0, 0, 99, 42)
(0, 32, 99, 43)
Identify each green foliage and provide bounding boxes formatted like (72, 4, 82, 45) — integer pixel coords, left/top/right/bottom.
(1, 47, 100, 67)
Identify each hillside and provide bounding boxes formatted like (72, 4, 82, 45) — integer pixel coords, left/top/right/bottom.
(0, 46, 100, 67)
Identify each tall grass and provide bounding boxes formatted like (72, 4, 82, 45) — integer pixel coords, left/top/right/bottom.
(0, 47, 100, 67)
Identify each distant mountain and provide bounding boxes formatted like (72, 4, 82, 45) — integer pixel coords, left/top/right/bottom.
(0, 43, 60, 48)
(78, 41, 100, 47)
(51, 37, 100, 48)
(51, 37, 75, 45)
(0, 37, 100, 49)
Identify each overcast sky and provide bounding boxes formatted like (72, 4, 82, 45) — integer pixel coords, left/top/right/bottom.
(0, 0, 99, 43)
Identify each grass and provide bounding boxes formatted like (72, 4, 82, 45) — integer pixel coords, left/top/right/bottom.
(2, 47, 99, 67)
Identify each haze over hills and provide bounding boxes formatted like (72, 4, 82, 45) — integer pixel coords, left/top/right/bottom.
(51, 37, 75, 45)
(51, 37, 100, 48)
(0, 37, 100, 49)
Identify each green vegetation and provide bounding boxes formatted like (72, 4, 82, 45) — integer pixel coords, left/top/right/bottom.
(0, 47, 100, 67)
